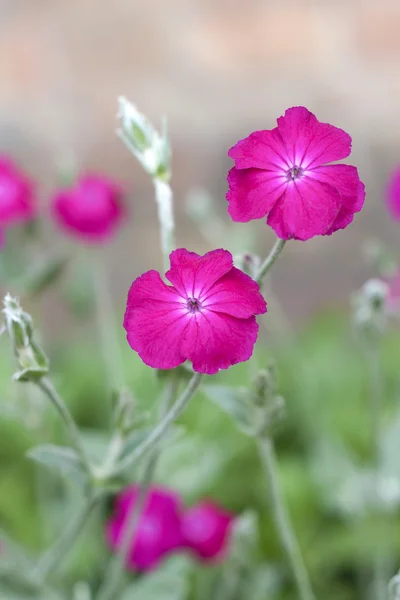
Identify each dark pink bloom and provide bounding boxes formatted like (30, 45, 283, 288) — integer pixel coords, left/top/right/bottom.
(52, 174, 124, 243)
(0, 157, 35, 226)
(386, 166, 400, 221)
(181, 501, 234, 562)
(105, 485, 183, 572)
(227, 106, 365, 241)
(123, 248, 267, 375)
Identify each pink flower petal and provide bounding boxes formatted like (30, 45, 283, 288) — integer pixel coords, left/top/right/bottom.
(181, 501, 234, 562)
(228, 129, 290, 171)
(0, 156, 35, 225)
(226, 167, 286, 222)
(183, 312, 259, 375)
(310, 164, 365, 211)
(267, 178, 341, 240)
(386, 166, 400, 221)
(277, 106, 352, 169)
(166, 248, 233, 298)
(203, 267, 267, 318)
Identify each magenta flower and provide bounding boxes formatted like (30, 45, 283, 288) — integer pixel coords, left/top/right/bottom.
(52, 174, 125, 243)
(227, 106, 365, 241)
(0, 157, 35, 227)
(181, 501, 234, 562)
(386, 166, 400, 221)
(123, 248, 267, 375)
(105, 485, 183, 572)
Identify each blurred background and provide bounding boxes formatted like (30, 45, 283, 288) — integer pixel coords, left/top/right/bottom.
(1, 2, 400, 600)
(1, 0, 400, 319)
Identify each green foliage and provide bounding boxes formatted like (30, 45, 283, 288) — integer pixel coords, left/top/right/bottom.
(1, 309, 400, 598)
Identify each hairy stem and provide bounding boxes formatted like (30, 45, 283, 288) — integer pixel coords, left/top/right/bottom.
(115, 372, 203, 476)
(153, 178, 175, 272)
(258, 436, 315, 600)
(97, 379, 180, 600)
(255, 238, 287, 285)
(36, 377, 92, 475)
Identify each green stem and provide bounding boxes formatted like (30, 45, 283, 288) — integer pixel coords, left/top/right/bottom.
(97, 379, 179, 600)
(36, 377, 92, 475)
(366, 345, 386, 600)
(255, 238, 287, 285)
(34, 492, 101, 581)
(153, 178, 175, 272)
(115, 372, 203, 477)
(258, 436, 315, 600)
(92, 253, 125, 393)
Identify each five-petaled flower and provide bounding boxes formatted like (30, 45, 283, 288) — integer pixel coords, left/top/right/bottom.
(386, 166, 400, 222)
(227, 106, 365, 241)
(181, 500, 234, 562)
(123, 248, 267, 375)
(51, 174, 125, 243)
(0, 156, 35, 228)
(105, 485, 183, 571)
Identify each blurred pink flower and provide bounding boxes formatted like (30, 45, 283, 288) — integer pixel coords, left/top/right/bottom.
(105, 485, 183, 572)
(386, 271, 400, 314)
(181, 501, 234, 562)
(386, 166, 400, 221)
(52, 174, 125, 243)
(123, 248, 267, 374)
(227, 106, 365, 241)
(0, 157, 35, 227)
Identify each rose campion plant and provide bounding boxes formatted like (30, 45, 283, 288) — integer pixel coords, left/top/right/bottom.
(227, 106, 365, 240)
(52, 174, 125, 243)
(123, 248, 267, 374)
(181, 500, 234, 562)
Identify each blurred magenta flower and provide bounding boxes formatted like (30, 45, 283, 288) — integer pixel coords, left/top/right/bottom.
(52, 174, 125, 243)
(386, 166, 400, 221)
(181, 501, 234, 562)
(105, 485, 183, 572)
(385, 271, 400, 314)
(227, 106, 365, 241)
(123, 248, 267, 374)
(0, 156, 35, 227)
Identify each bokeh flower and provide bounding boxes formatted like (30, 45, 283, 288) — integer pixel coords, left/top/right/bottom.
(227, 106, 365, 241)
(123, 248, 267, 374)
(181, 501, 234, 562)
(52, 174, 124, 243)
(0, 156, 35, 227)
(105, 485, 183, 572)
(386, 166, 400, 221)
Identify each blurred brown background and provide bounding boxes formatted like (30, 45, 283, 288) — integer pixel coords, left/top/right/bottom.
(2, 0, 400, 322)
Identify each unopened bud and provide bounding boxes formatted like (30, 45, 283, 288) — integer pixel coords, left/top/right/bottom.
(352, 278, 389, 340)
(2, 294, 49, 382)
(118, 97, 171, 181)
(234, 253, 261, 279)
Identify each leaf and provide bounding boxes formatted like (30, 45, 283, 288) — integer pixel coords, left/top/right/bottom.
(27, 444, 86, 487)
(202, 384, 256, 435)
(120, 555, 192, 600)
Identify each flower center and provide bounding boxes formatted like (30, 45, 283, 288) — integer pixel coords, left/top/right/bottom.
(186, 298, 202, 314)
(286, 165, 303, 181)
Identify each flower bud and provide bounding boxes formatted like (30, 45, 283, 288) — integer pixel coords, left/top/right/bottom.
(234, 253, 261, 279)
(2, 294, 49, 381)
(352, 278, 389, 340)
(118, 97, 171, 181)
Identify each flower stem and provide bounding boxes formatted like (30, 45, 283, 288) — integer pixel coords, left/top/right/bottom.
(153, 178, 175, 272)
(255, 238, 287, 285)
(92, 252, 125, 394)
(97, 379, 180, 600)
(36, 376, 92, 475)
(366, 344, 387, 600)
(115, 371, 203, 476)
(34, 492, 101, 581)
(258, 435, 315, 600)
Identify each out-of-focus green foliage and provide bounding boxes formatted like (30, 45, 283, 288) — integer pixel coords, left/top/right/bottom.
(0, 308, 400, 599)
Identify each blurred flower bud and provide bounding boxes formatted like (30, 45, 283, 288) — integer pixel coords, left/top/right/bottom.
(118, 97, 171, 181)
(251, 366, 285, 436)
(234, 252, 261, 279)
(352, 278, 389, 340)
(2, 294, 49, 381)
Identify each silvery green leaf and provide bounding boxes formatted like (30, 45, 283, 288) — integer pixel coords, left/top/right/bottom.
(120, 555, 191, 600)
(27, 444, 86, 487)
(203, 384, 256, 435)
